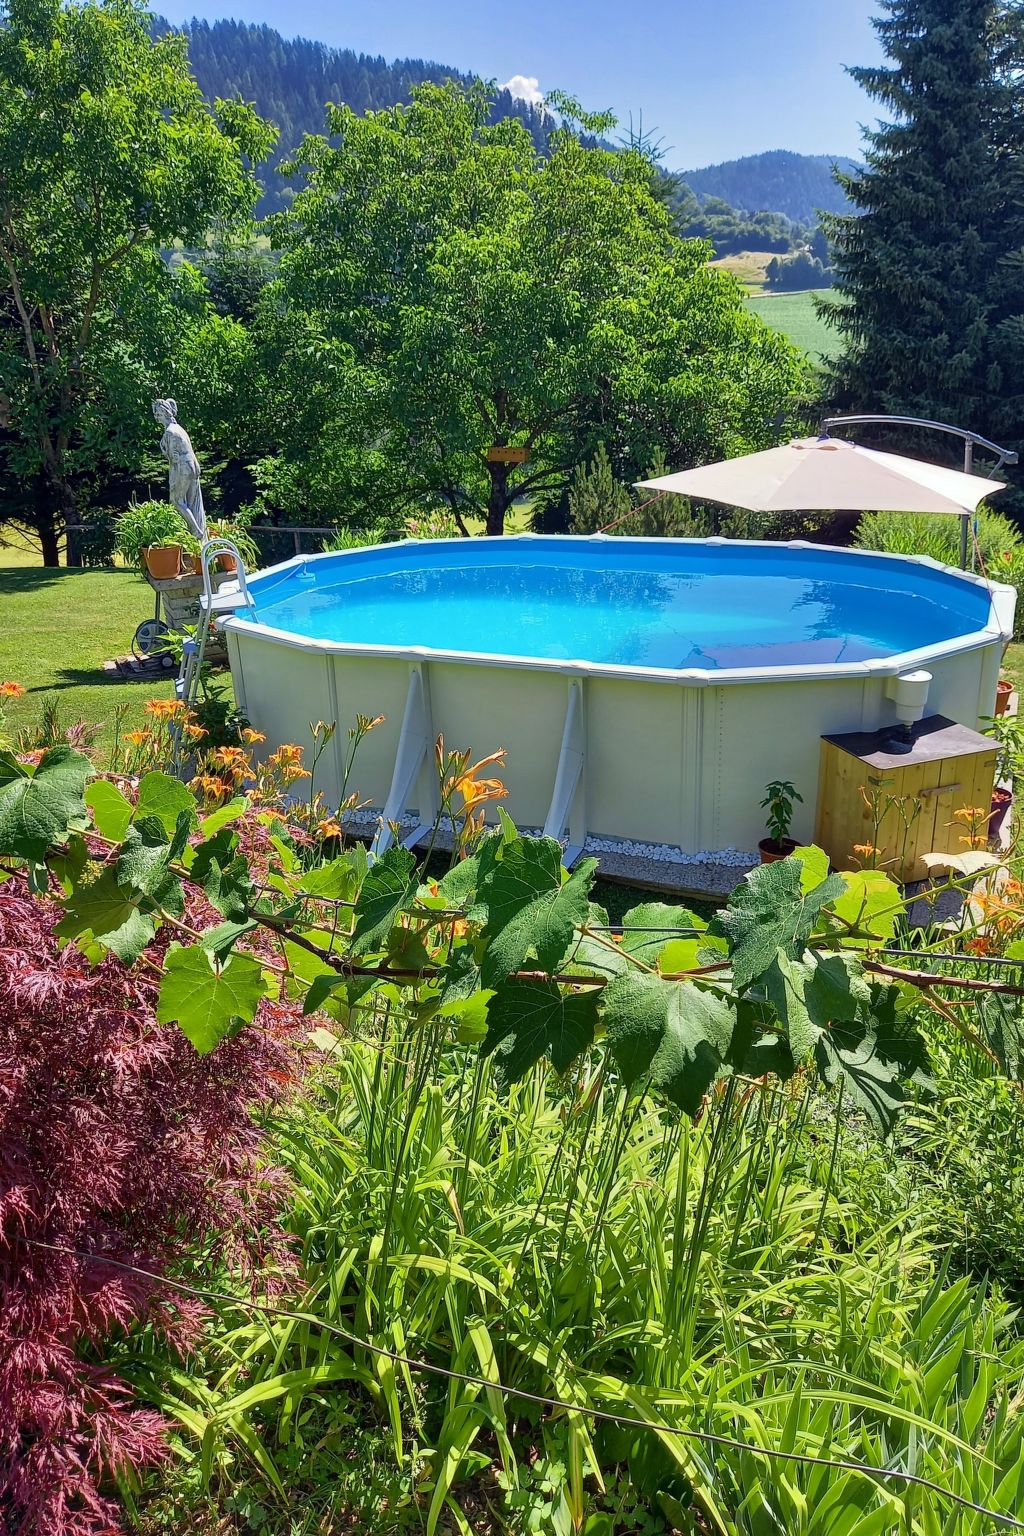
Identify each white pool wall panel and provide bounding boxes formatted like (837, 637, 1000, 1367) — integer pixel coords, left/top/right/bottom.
(220, 538, 1015, 857)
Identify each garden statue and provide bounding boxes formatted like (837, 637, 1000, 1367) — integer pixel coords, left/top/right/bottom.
(152, 397, 207, 541)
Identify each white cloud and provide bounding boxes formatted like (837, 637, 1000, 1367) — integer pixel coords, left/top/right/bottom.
(499, 74, 544, 108)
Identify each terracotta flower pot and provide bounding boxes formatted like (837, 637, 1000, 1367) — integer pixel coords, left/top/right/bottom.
(143, 544, 182, 580)
(989, 786, 1013, 843)
(995, 678, 1013, 716)
(216, 553, 237, 574)
(758, 836, 798, 865)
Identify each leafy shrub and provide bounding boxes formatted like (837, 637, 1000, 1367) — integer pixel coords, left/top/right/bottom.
(853, 505, 1021, 568)
(113, 502, 189, 567)
(5, 722, 1024, 1533)
(74, 508, 117, 569)
(992, 546, 1024, 640)
(903, 1022, 1024, 1295)
(146, 1045, 1024, 1535)
(0, 876, 298, 1534)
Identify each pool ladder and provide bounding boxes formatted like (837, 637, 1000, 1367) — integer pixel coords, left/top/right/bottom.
(170, 539, 256, 769)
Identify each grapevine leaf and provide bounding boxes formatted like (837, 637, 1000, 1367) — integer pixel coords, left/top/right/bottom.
(434, 833, 501, 920)
(765, 950, 871, 1063)
(114, 816, 187, 916)
(350, 845, 419, 955)
(483, 978, 599, 1085)
(859, 983, 933, 1088)
(85, 780, 133, 842)
(56, 867, 155, 964)
(156, 944, 269, 1054)
(201, 918, 259, 960)
(711, 861, 847, 991)
(825, 870, 902, 949)
(437, 944, 482, 1006)
(792, 844, 832, 891)
(303, 974, 347, 1017)
(478, 838, 597, 987)
(299, 849, 367, 900)
(0, 746, 92, 864)
(603, 971, 736, 1116)
(814, 1029, 908, 1137)
(191, 826, 253, 919)
(977, 994, 1024, 1081)
(134, 771, 196, 840)
(199, 797, 249, 837)
(618, 902, 706, 963)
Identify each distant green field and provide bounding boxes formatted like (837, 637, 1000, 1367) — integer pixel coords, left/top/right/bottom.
(746, 289, 842, 363)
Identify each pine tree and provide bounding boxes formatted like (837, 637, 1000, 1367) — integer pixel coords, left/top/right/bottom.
(568, 444, 632, 533)
(822, 0, 999, 439)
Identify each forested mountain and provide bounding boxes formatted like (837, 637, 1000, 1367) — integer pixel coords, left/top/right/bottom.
(154, 17, 838, 248)
(683, 150, 855, 223)
(152, 17, 552, 214)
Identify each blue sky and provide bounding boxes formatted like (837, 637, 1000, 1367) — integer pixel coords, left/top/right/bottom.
(158, 0, 884, 167)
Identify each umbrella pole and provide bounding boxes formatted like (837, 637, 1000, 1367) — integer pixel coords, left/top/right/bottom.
(959, 512, 969, 571)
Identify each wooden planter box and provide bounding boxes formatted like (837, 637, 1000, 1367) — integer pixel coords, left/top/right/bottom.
(814, 715, 997, 883)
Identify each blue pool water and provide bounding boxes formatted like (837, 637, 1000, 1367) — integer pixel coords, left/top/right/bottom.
(239, 538, 992, 672)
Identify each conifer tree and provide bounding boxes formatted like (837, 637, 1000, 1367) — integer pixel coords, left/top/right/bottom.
(822, 0, 999, 437)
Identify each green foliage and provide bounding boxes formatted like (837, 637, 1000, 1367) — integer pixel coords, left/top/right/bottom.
(765, 250, 833, 291)
(156, 943, 270, 1053)
(127, 1037, 1024, 1536)
(0, 744, 91, 871)
(261, 81, 810, 533)
(853, 506, 1021, 568)
(0, 0, 275, 560)
(760, 777, 802, 847)
(567, 444, 632, 534)
(114, 501, 190, 567)
(822, 0, 1024, 478)
(11, 737, 1024, 1533)
(683, 150, 855, 226)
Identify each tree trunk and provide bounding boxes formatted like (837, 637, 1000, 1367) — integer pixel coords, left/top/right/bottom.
(485, 461, 510, 536)
(40, 467, 76, 567)
(38, 516, 61, 568)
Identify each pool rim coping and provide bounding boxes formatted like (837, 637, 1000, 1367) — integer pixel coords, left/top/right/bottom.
(213, 534, 1016, 689)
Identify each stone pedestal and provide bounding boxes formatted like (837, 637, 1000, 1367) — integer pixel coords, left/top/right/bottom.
(146, 568, 237, 661)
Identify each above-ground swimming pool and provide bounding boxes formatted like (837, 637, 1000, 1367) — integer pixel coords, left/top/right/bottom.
(217, 536, 1015, 863)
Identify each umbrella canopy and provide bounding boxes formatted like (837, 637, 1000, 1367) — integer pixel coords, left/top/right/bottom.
(636, 436, 1007, 516)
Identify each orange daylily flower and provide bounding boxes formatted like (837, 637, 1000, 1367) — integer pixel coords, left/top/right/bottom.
(0, 681, 26, 699)
(241, 727, 266, 744)
(124, 729, 151, 747)
(144, 698, 188, 720)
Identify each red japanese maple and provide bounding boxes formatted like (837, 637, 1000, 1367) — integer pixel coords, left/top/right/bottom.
(0, 881, 298, 1534)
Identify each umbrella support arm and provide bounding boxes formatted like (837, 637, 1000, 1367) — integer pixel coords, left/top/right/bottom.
(820, 414, 1019, 572)
(820, 414, 1018, 475)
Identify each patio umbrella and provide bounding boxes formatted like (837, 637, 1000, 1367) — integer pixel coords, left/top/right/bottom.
(636, 436, 1007, 518)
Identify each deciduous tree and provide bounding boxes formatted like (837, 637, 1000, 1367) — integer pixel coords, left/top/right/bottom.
(0, 0, 274, 563)
(261, 83, 809, 535)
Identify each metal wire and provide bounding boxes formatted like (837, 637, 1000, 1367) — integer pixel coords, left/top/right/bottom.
(21, 1238, 1024, 1530)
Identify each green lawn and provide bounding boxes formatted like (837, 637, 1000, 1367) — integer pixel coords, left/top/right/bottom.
(0, 549, 178, 751)
(746, 288, 842, 361)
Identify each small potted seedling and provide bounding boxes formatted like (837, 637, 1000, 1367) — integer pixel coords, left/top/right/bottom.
(996, 676, 1014, 716)
(759, 778, 802, 864)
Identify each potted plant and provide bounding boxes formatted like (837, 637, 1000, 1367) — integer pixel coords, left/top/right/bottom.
(996, 676, 1014, 716)
(207, 517, 262, 574)
(114, 501, 189, 579)
(983, 713, 1024, 841)
(759, 779, 803, 863)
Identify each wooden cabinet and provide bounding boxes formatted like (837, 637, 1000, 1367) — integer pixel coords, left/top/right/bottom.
(814, 715, 997, 882)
